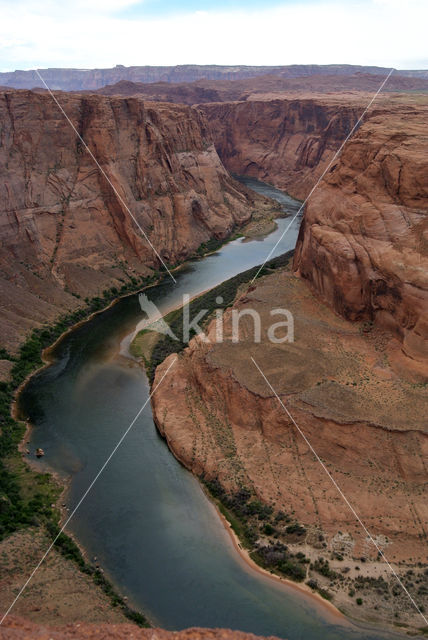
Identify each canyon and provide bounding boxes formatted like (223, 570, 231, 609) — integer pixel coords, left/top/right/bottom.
(199, 95, 428, 374)
(0, 90, 270, 353)
(149, 92, 428, 629)
(1, 81, 427, 362)
(0, 67, 427, 638)
(200, 96, 363, 199)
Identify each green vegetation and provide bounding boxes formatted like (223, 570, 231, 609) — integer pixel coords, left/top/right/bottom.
(10, 272, 160, 390)
(285, 522, 307, 537)
(195, 237, 226, 256)
(262, 523, 275, 535)
(306, 579, 333, 601)
(195, 231, 245, 257)
(0, 347, 14, 361)
(312, 557, 338, 580)
(204, 480, 257, 549)
(203, 477, 308, 584)
(318, 587, 333, 601)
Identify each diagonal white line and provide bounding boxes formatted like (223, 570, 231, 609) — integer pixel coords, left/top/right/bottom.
(34, 68, 177, 284)
(0, 355, 177, 626)
(251, 356, 428, 627)
(250, 68, 394, 283)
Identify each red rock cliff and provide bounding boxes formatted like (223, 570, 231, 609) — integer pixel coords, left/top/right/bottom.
(0, 90, 263, 351)
(200, 97, 361, 200)
(201, 95, 428, 378)
(151, 266, 428, 629)
(293, 102, 428, 380)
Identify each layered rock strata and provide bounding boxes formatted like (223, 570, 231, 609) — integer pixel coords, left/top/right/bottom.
(0, 90, 265, 351)
(293, 103, 428, 380)
(200, 96, 428, 377)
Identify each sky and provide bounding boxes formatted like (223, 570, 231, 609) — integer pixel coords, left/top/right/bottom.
(0, 0, 427, 72)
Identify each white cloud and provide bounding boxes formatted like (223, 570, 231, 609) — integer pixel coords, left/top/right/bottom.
(0, 0, 426, 71)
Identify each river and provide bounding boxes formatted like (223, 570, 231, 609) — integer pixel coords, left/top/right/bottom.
(19, 178, 400, 640)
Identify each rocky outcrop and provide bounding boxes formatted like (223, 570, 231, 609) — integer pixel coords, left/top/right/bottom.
(0, 90, 266, 352)
(293, 103, 428, 380)
(152, 270, 427, 559)
(151, 268, 428, 628)
(199, 96, 428, 378)
(0, 617, 280, 640)
(96, 79, 225, 104)
(200, 97, 362, 200)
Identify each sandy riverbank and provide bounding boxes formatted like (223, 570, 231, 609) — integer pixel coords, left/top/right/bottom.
(212, 496, 346, 621)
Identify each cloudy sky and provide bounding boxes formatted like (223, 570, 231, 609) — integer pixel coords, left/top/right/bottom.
(0, 0, 426, 72)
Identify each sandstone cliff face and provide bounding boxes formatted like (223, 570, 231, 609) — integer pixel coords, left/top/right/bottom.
(200, 96, 428, 377)
(200, 97, 362, 200)
(293, 103, 428, 380)
(0, 90, 262, 352)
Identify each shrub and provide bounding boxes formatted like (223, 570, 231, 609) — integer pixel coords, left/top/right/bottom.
(285, 522, 306, 536)
(278, 560, 306, 581)
(262, 523, 275, 535)
(313, 558, 338, 579)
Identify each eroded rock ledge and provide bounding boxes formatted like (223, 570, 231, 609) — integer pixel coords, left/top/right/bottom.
(200, 95, 362, 200)
(152, 268, 428, 628)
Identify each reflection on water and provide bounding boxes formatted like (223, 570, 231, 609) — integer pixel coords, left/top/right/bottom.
(19, 179, 399, 640)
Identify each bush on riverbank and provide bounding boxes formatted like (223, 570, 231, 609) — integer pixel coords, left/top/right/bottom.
(0, 376, 59, 538)
(10, 273, 159, 389)
(203, 476, 309, 584)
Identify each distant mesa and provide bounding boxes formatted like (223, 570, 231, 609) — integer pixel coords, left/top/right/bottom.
(1, 63, 427, 91)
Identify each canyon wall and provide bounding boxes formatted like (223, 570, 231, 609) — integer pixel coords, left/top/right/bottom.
(0, 90, 264, 352)
(293, 103, 428, 379)
(200, 97, 361, 200)
(95, 74, 428, 104)
(201, 96, 428, 374)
